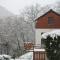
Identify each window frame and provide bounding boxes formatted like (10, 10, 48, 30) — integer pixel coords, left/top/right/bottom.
(48, 17, 54, 25)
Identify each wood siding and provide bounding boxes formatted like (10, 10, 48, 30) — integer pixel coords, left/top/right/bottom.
(36, 10, 60, 28)
(33, 51, 47, 60)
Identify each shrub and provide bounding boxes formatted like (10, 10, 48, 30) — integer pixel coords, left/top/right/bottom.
(42, 35, 60, 60)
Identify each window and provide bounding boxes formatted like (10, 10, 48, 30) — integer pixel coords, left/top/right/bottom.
(48, 17, 54, 24)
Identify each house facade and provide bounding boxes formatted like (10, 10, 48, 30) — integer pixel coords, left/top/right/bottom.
(35, 9, 60, 48)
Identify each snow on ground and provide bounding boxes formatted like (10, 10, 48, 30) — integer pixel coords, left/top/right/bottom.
(19, 52, 33, 60)
(13, 52, 33, 60)
(42, 30, 60, 39)
(0, 53, 33, 60)
(2, 54, 11, 58)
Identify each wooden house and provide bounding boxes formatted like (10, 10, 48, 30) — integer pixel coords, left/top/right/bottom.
(24, 9, 60, 60)
(33, 9, 60, 60)
(35, 9, 60, 48)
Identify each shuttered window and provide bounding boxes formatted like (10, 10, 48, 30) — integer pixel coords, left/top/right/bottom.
(48, 17, 54, 24)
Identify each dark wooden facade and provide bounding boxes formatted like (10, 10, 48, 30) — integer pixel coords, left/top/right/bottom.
(36, 9, 60, 28)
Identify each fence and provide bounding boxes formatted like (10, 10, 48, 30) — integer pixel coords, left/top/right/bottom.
(33, 51, 47, 60)
(19, 51, 47, 60)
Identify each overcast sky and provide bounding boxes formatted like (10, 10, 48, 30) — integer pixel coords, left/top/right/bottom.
(0, 0, 59, 15)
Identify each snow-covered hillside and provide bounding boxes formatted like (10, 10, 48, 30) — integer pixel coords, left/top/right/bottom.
(0, 6, 14, 17)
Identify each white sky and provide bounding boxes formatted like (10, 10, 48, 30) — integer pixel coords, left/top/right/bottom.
(0, 0, 59, 15)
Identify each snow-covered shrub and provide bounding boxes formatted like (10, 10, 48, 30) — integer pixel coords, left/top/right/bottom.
(42, 30, 60, 60)
(0, 54, 11, 60)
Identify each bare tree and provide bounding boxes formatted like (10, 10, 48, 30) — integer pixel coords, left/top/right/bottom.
(20, 4, 41, 21)
(19, 4, 42, 46)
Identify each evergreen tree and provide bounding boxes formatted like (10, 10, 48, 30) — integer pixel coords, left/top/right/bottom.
(42, 35, 60, 60)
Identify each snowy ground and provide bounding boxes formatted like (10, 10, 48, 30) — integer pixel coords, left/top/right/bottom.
(18, 52, 33, 60)
(11, 52, 33, 60)
(0, 52, 33, 60)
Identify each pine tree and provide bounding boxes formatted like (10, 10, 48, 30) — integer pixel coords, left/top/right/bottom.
(42, 35, 60, 60)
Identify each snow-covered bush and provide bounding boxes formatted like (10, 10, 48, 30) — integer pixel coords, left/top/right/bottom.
(0, 54, 11, 60)
(42, 30, 60, 60)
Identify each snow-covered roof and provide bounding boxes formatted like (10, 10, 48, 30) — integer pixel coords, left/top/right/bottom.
(33, 49, 45, 52)
(26, 49, 45, 52)
(35, 9, 60, 20)
(35, 2, 60, 20)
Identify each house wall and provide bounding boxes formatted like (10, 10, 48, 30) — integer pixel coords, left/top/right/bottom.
(36, 10, 60, 28)
(35, 10, 60, 48)
(35, 29, 54, 48)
